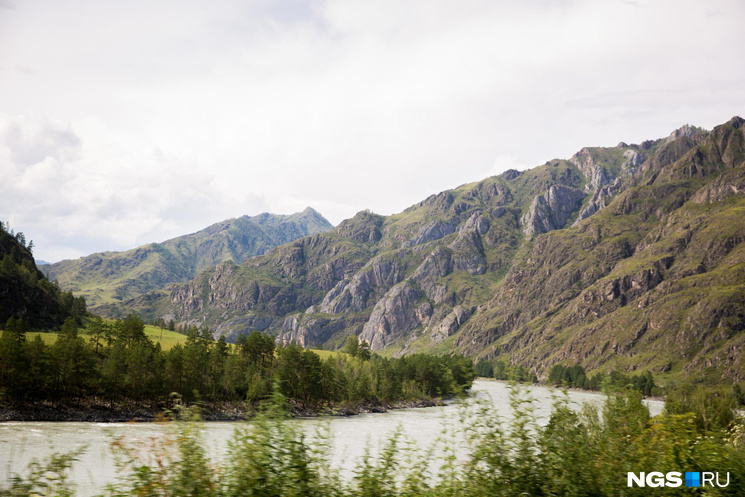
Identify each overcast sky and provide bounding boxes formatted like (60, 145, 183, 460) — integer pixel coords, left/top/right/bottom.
(1, 0, 744, 262)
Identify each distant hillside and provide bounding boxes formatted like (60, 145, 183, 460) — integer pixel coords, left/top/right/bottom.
(42, 208, 332, 315)
(0, 223, 78, 328)
(117, 117, 745, 384)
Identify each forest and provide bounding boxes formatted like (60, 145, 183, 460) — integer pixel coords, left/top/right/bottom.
(0, 315, 475, 413)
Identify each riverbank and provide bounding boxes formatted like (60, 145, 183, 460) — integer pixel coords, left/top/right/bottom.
(0, 398, 444, 422)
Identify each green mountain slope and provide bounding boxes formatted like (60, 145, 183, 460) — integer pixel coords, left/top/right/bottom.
(0, 223, 78, 328)
(454, 118, 745, 381)
(121, 117, 744, 383)
(42, 208, 332, 315)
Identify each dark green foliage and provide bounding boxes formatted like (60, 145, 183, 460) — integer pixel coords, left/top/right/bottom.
(548, 364, 657, 395)
(0, 321, 474, 411)
(52, 318, 97, 399)
(0, 224, 79, 329)
(665, 381, 738, 432)
(343, 335, 359, 357)
(474, 358, 493, 378)
(0, 318, 28, 401)
(734, 383, 745, 406)
(343, 336, 371, 360)
(475, 358, 536, 383)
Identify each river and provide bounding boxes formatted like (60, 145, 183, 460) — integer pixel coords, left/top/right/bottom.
(0, 380, 664, 496)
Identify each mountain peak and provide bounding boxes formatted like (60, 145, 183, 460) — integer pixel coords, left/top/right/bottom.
(665, 123, 706, 144)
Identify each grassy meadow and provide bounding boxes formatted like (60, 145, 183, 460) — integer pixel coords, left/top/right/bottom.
(27, 322, 189, 351)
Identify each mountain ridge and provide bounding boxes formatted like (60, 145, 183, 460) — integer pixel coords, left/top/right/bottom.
(42, 208, 333, 315)
(90, 117, 745, 384)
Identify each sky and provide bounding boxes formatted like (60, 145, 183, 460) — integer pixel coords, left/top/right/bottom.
(1, 0, 744, 263)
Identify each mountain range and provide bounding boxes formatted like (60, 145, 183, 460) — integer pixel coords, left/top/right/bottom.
(46, 117, 745, 383)
(41, 208, 332, 316)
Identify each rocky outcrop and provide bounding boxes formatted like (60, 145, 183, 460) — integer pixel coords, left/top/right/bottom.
(317, 256, 407, 314)
(276, 314, 348, 347)
(521, 185, 585, 236)
(336, 211, 385, 242)
(572, 257, 672, 321)
(213, 314, 276, 342)
(573, 178, 621, 226)
(352, 213, 488, 350)
(431, 305, 473, 344)
(690, 171, 745, 204)
(665, 124, 703, 144)
(405, 218, 459, 246)
(410, 247, 453, 305)
(572, 148, 645, 225)
(359, 282, 431, 350)
(570, 148, 610, 191)
(448, 212, 488, 275)
(501, 169, 522, 180)
(621, 149, 644, 177)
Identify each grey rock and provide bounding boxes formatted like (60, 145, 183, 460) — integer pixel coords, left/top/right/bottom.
(460, 211, 490, 235)
(213, 314, 275, 342)
(475, 181, 513, 205)
(318, 258, 405, 314)
(572, 149, 644, 225)
(431, 305, 473, 344)
(359, 282, 428, 350)
(690, 173, 745, 204)
(441, 211, 488, 276)
(501, 169, 522, 180)
(405, 218, 459, 247)
(276, 314, 346, 348)
(449, 228, 487, 275)
(410, 247, 453, 304)
(573, 177, 622, 226)
(621, 149, 643, 177)
(569, 148, 606, 190)
(521, 185, 586, 236)
(665, 124, 698, 144)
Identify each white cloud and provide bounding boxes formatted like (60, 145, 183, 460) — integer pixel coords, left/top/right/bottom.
(0, 0, 744, 261)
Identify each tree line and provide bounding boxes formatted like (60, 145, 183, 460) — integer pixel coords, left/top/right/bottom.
(547, 363, 657, 396)
(474, 358, 659, 396)
(474, 358, 537, 383)
(0, 316, 475, 410)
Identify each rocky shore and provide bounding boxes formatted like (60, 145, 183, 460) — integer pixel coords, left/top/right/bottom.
(0, 398, 444, 423)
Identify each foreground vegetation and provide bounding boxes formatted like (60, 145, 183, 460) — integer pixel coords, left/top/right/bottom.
(3, 385, 744, 496)
(0, 315, 474, 414)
